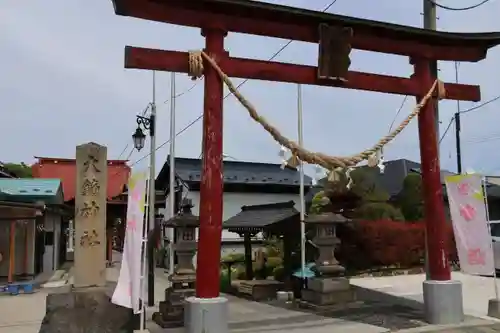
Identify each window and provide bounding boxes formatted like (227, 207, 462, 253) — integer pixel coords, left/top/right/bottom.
(490, 222, 500, 237)
(45, 232, 54, 246)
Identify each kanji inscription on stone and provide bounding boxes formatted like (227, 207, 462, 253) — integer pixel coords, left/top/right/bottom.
(74, 142, 107, 288)
(78, 200, 100, 218)
(80, 229, 101, 248)
(81, 178, 100, 196)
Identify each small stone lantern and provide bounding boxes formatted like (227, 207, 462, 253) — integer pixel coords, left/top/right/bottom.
(305, 212, 350, 277)
(300, 212, 355, 310)
(153, 199, 199, 328)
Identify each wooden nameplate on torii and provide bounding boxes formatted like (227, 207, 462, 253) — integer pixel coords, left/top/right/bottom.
(318, 24, 353, 82)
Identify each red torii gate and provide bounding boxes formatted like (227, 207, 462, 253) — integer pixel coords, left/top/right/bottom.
(111, 0, 500, 314)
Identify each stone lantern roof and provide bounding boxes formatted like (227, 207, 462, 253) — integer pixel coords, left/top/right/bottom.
(305, 212, 351, 224)
(164, 199, 199, 228)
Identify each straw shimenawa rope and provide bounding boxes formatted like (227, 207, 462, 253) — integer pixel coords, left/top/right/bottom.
(188, 50, 443, 170)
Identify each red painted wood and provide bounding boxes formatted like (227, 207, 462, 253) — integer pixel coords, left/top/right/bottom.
(195, 28, 226, 298)
(125, 46, 481, 102)
(118, 0, 487, 62)
(414, 60, 451, 281)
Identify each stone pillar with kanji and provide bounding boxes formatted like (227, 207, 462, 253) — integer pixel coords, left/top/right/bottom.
(74, 142, 108, 288)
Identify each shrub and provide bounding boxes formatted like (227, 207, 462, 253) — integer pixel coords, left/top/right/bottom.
(273, 265, 285, 282)
(266, 257, 283, 270)
(337, 219, 457, 270)
(221, 253, 245, 263)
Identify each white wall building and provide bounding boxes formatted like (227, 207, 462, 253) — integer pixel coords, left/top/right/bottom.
(156, 156, 313, 257)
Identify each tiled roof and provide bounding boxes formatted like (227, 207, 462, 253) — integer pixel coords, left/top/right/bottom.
(156, 156, 313, 191)
(32, 157, 131, 202)
(223, 200, 299, 231)
(0, 178, 63, 204)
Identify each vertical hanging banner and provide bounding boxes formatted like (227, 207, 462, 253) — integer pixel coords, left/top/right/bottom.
(112, 171, 147, 313)
(445, 174, 494, 275)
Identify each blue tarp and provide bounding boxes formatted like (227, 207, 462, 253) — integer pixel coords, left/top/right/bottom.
(292, 262, 316, 278)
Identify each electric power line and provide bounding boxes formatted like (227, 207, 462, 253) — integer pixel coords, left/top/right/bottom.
(163, 80, 201, 104)
(438, 93, 500, 143)
(127, 0, 340, 168)
(459, 94, 500, 114)
(464, 135, 500, 145)
(116, 145, 130, 160)
(388, 96, 409, 133)
(439, 117, 455, 144)
(425, 0, 494, 11)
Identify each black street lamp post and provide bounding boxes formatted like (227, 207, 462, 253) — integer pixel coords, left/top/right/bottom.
(132, 110, 157, 308)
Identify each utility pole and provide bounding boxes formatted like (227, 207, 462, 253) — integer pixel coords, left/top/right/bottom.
(454, 62, 462, 174)
(423, 0, 438, 281)
(168, 72, 176, 276)
(147, 71, 157, 306)
(455, 112, 462, 173)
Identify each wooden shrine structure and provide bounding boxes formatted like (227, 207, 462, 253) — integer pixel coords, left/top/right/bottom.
(111, 0, 500, 299)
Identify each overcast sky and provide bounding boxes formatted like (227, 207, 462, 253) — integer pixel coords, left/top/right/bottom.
(1, 0, 500, 177)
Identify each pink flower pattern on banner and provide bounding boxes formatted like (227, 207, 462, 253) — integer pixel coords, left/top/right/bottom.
(459, 204, 477, 222)
(131, 189, 141, 202)
(457, 182, 471, 196)
(127, 218, 137, 231)
(467, 248, 486, 265)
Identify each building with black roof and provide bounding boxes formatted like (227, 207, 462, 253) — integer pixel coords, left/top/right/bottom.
(156, 156, 313, 242)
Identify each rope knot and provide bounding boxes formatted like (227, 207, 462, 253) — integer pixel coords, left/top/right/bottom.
(188, 50, 204, 80)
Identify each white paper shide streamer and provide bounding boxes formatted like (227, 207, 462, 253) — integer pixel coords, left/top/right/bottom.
(112, 171, 148, 313)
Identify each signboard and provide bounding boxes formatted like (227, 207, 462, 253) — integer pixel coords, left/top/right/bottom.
(112, 171, 147, 313)
(445, 174, 494, 275)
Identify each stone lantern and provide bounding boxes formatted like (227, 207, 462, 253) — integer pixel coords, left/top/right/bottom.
(300, 212, 355, 310)
(153, 199, 199, 328)
(306, 212, 348, 276)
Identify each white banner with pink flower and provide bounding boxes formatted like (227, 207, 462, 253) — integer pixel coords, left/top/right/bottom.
(112, 171, 147, 313)
(445, 174, 494, 275)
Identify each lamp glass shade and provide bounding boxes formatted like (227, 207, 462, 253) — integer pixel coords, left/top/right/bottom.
(132, 127, 146, 151)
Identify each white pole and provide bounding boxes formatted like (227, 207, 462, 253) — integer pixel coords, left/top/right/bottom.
(147, 71, 158, 307)
(483, 176, 499, 300)
(68, 220, 74, 252)
(168, 72, 176, 276)
(140, 172, 150, 330)
(297, 84, 306, 286)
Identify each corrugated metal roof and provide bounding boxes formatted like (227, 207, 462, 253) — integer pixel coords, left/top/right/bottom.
(0, 178, 63, 204)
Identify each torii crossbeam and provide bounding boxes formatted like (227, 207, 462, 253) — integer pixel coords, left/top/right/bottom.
(111, 0, 500, 329)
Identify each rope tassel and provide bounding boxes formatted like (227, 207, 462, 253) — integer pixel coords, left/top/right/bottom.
(187, 50, 444, 173)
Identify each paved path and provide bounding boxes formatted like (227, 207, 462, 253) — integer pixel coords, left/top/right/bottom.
(0, 291, 47, 333)
(351, 272, 500, 319)
(3, 257, 500, 333)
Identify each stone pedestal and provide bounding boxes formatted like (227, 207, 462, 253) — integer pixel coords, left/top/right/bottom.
(38, 287, 132, 333)
(488, 298, 500, 319)
(423, 280, 463, 324)
(300, 277, 356, 310)
(185, 297, 228, 333)
(153, 275, 196, 328)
